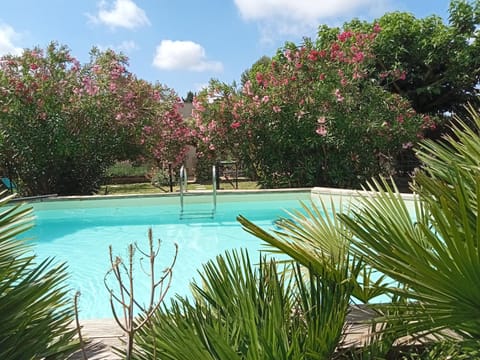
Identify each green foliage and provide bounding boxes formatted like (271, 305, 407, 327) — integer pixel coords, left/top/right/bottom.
(0, 192, 79, 359)
(134, 104, 480, 358)
(238, 200, 397, 357)
(234, 104, 480, 357)
(133, 249, 356, 359)
(339, 104, 480, 341)
(0, 43, 189, 196)
(332, 0, 480, 115)
(193, 27, 433, 188)
(404, 340, 480, 359)
(240, 55, 271, 86)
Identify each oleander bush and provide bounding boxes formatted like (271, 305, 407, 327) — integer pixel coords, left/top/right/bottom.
(192, 25, 437, 189)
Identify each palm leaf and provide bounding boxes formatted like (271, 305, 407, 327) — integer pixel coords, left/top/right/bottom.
(339, 105, 480, 339)
(134, 247, 362, 359)
(0, 191, 79, 359)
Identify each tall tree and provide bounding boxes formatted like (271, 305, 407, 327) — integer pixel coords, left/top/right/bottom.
(183, 90, 195, 103)
(240, 55, 271, 86)
(318, 0, 480, 116)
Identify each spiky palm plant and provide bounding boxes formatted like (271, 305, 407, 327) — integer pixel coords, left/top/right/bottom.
(0, 192, 79, 359)
(339, 104, 480, 340)
(133, 248, 360, 359)
(237, 196, 395, 358)
(133, 198, 390, 359)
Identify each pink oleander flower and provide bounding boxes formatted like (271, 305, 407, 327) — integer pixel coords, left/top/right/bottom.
(284, 49, 292, 61)
(353, 51, 364, 63)
(256, 72, 264, 85)
(86, 85, 99, 96)
(337, 30, 353, 42)
(272, 105, 281, 113)
(143, 125, 153, 135)
(316, 125, 327, 137)
(124, 91, 135, 102)
(207, 120, 216, 131)
(262, 95, 270, 103)
(334, 89, 344, 102)
(230, 121, 241, 129)
(352, 72, 362, 80)
(317, 116, 326, 124)
(192, 98, 206, 112)
(307, 50, 318, 61)
(402, 142, 413, 149)
(242, 80, 254, 96)
(71, 59, 81, 72)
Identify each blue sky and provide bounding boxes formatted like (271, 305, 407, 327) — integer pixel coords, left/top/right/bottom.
(1, 0, 452, 98)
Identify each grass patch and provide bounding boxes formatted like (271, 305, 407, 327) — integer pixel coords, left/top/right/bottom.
(98, 180, 261, 195)
(106, 161, 150, 177)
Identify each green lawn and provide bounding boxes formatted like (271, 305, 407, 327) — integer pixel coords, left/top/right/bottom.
(98, 180, 261, 195)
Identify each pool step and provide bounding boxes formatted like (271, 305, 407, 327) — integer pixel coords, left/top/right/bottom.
(179, 209, 215, 220)
(179, 164, 217, 220)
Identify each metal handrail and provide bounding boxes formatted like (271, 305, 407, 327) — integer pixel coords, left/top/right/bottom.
(212, 165, 217, 213)
(179, 164, 216, 218)
(179, 165, 188, 213)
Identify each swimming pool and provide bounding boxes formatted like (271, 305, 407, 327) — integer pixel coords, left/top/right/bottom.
(25, 190, 311, 319)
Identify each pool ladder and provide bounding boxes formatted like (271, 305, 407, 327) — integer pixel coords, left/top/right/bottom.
(179, 165, 216, 219)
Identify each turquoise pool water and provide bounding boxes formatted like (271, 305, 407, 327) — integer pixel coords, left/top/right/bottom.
(26, 191, 310, 319)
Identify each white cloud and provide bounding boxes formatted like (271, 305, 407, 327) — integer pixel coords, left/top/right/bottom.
(91, 0, 150, 29)
(234, 0, 391, 39)
(98, 40, 138, 53)
(153, 40, 223, 72)
(0, 24, 23, 56)
(116, 40, 138, 52)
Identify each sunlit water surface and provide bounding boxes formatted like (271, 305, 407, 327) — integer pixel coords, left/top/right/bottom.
(25, 192, 311, 319)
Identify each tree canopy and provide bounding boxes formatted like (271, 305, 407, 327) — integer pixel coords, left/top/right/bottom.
(317, 0, 480, 116)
